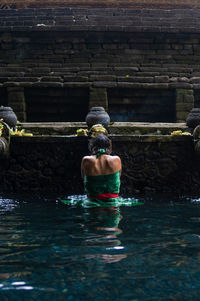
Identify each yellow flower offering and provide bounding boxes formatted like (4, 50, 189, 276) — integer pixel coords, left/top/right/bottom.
(10, 128, 33, 136)
(76, 129, 88, 136)
(89, 124, 108, 138)
(170, 130, 183, 136)
(170, 130, 191, 136)
(23, 133, 33, 136)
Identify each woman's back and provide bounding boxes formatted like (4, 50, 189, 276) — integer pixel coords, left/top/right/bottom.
(81, 152, 121, 176)
(81, 136, 122, 200)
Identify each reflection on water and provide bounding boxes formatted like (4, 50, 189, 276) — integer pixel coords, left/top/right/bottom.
(83, 207, 127, 263)
(1, 194, 200, 300)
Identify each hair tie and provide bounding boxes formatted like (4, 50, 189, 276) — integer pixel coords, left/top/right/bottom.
(96, 148, 107, 158)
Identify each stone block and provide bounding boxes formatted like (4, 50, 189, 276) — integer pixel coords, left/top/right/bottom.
(176, 111, 189, 120)
(41, 76, 63, 82)
(179, 77, 190, 83)
(117, 76, 154, 83)
(9, 102, 26, 112)
(4, 82, 25, 88)
(117, 82, 143, 88)
(6, 87, 24, 92)
(176, 103, 193, 111)
(190, 77, 200, 83)
(33, 82, 63, 88)
(16, 112, 26, 122)
(155, 76, 169, 83)
(93, 82, 117, 88)
(63, 82, 91, 88)
(183, 94, 194, 104)
(176, 89, 193, 95)
(64, 76, 88, 82)
(89, 87, 108, 110)
(193, 84, 200, 89)
(8, 92, 25, 103)
(90, 75, 116, 81)
(169, 83, 192, 89)
(114, 67, 139, 72)
(141, 83, 169, 89)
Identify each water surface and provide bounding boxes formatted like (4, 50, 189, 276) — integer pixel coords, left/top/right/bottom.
(0, 194, 200, 300)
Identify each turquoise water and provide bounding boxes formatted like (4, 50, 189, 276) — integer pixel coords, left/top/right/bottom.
(1, 194, 200, 300)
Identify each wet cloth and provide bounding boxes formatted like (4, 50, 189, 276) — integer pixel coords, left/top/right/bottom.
(83, 148, 121, 200)
(84, 170, 121, 200)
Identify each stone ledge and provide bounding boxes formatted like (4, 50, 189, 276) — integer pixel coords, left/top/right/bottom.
(19, 122, 188, 136)
(1, 1, 200, 10)
(0, 8, 200, 33)
(10, 134, 193, 144)
(1, 81, 199, 89)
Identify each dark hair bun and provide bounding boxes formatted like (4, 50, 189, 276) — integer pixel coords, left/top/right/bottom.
(89, 134, 111, 155)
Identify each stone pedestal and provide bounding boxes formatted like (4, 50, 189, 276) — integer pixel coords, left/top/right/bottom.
(7, 87, 26, 122)
(176, 89, 194, 122)
(89, 87, 108, 111)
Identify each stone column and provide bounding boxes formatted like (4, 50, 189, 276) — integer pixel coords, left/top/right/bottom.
(7, 87, 26, 122)
(176, 89, 194, 122)
(89, 87, 108, 111)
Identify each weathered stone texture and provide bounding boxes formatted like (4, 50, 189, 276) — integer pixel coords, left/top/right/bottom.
(89, 87, 108, 109)
(2, 0, 200, 10)
(0, 8, 200, 122)
(0, 135, 198, 196)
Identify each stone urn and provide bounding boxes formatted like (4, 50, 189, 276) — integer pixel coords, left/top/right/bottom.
(85, 107, 110, 129)
(186, 108, 200, 130)
(0, 106, 17, 128)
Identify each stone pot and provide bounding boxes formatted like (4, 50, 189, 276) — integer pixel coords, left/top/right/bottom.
(0, 106, 17, 128)
(85, 107, 110, 129)
(186, 108, 200, 130)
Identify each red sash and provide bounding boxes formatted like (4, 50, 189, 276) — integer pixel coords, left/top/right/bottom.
(88, 193, 119, 200)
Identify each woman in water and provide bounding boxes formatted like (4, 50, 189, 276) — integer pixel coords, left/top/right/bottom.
(81, 134, 122, 201)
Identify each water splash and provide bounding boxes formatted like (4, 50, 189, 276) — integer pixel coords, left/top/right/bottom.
(60, 195, 144, 208)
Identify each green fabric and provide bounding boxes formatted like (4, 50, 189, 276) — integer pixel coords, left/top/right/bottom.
(96, 148, 107, 158)
(84, 170, 121, 197)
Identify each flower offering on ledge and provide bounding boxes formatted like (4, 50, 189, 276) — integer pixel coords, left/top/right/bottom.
(10, 128, 33, 137)
(76, 129, 88, 136)
(170, 130, 191, 136)
(88, 124, 108, 138)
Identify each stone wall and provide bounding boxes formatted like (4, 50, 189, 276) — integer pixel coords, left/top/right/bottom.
(0, 8, 199, 122)
(0, 135, 198, 196)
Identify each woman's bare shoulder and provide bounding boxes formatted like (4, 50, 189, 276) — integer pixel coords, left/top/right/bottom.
(82, 155, 94, 161)
(107, 155, 122, 169)
(109, 155, 121, 162)
(82, 156, 95, 164)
